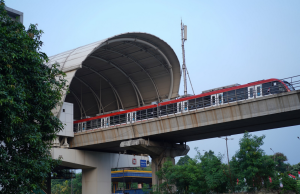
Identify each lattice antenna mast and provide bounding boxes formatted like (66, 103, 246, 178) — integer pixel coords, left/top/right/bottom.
(181, 20, 188, 96)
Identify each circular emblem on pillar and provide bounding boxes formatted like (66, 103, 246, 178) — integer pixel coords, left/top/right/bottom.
(132, 158, 137, 165)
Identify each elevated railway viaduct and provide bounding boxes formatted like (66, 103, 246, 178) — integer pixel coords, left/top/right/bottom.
(49, 32, 300, 193)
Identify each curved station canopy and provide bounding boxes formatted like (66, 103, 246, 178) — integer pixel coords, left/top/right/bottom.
(48, 32, 181, 120)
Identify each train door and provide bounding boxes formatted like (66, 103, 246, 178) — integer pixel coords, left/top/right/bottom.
(255, 85, 262, 98)
(217, 93, 223, 105)
(182, 101, 188, 112)
(177, 102, 182, 113)
(248, 86, 255, 99)
(211, 94, 217, 106)
(131, 112, 136, 123)
(81, 122, 86, 131)
(97, 118, 103, 129)
(126, 113, 130, 124)
(102, 117, 109, 128)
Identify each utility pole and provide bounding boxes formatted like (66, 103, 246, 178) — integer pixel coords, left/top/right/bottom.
(270, 148, 275, 163)
(220, 136, 234, 188)
(270, 148, 276, 176)
(181, 20, 187, 96)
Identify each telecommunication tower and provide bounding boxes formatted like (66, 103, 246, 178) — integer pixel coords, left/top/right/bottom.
(181, 20, 188, 96)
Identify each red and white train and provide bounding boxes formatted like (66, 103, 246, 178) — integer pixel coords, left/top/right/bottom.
(73, 78, 295, 133)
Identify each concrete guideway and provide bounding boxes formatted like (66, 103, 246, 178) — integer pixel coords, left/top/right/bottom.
(70, 90, 300, 151)
(51, 148, 149, 194)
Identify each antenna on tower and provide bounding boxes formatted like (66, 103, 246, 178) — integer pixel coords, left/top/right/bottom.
(181, 20, 188, 96)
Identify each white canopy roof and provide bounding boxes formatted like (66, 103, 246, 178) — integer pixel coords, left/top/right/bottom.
(48, 32, 181, 120)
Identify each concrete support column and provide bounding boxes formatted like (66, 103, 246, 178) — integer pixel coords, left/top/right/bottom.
(151, 156, 175, 186)
(51, 148, 149, 194)
(82, 154, 111, 194)
(120, 138, 190, 188)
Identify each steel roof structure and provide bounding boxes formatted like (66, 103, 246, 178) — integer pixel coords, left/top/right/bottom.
(48, 32, 181, 120)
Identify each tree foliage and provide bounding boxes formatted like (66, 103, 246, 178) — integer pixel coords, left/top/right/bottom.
(177, 155, 191, 166)
(153, 132, 299, 193)
(274, 152, 288, 173)
(154, 150, 229, 194)
(230, 132, 275, 192)
(51, 173, 82, 194)
(0, 1, 67, 193)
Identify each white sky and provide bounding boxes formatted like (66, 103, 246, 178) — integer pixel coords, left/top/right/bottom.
(7, 0, 300, 164)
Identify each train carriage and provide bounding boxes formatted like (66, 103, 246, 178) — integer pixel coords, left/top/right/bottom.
(73, 78, 295, 133)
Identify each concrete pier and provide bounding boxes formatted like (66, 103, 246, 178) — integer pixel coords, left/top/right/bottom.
(51, 148, 149, 194)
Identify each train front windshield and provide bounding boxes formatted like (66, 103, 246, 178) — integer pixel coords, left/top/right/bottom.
(283, 81, 295, 91)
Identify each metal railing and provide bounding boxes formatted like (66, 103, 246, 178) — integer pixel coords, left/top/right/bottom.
(281, 75, 300, 91)
(74, 76, 300, 133)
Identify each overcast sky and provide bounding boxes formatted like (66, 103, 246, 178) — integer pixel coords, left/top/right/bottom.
(7, 0, 300, 165)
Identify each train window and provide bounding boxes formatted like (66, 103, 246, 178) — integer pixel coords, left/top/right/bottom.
(271, 81, 286, 94)
(114, 115, 120, 125)
(250, 88, 253, 98)
(204, 96, 211, 107)
(223, 92, 228, 103)
(86, 121, 91, 130)
(262, 82, 272, 95)
(160, 105, 167, 116)
(228, 90, 236, 102)
(82, 122, 86, 131)
(147, 108, 153, 118)
(97, 119, 102, 128)
(132, 112, 136, 121)
(136, 111, 141, 121)
(196, 97, 204, 108)
(278, 82, 287, 92)
(188, 99, 196, 110)
(148, 108, 158, 118)
(110, 116, 114, 125)
(120, 114, 126, 123)
(283, 81, 295, 91)
(141, 110, 147, 120)
(167, 104, 174, 114)
(237, 88, 247, 100)
(91, 120, 97, 129)
(257, 86, 261, 96)
(212, 96, 216, 105)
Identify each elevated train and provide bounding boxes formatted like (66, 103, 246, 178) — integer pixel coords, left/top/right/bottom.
(73, 78, 295, 133)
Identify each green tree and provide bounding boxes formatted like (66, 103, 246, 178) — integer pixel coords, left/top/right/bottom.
(72, 173, 82, 194)
(198, 150, 228, 193)
(155, 149, 229, 194)
(0, 1, 67, 193)
(290, 162, 300, 177)
(51, 173, 82, 194)
(274, 152, 288, 173)
(230, 132, 275, 192)
(155, 159, 176, 194)
(177, 155, 191, 166)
